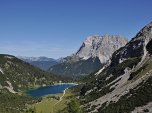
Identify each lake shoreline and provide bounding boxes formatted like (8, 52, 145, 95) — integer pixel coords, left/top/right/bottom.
(53, 82, 78, 86)
(26, 82, 78, 91)
(26, 83, 77, 97)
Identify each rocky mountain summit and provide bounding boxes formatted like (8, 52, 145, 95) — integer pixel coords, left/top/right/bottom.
(49, 35, 128, 78)
(76, 35, 128, 63)
(79, 22, 152, 113)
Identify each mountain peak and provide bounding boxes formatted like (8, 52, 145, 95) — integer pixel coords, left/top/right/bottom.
(18, 56, 57, 62)
(146, 21, 152, 27)
(76, 35, 128, 63)
(134, 22, 152, 40)
(79, 22, 152, 113)
(17, 56, 59, 70)
(84, 35, 101, 45)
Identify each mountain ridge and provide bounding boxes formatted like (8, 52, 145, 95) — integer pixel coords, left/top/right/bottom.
(18, 56, 59, 70)
(0, 54, 67, 113)
(79, 21, 152, 113)
(49, 35, 128, 78)
(76, 35, 128, 63)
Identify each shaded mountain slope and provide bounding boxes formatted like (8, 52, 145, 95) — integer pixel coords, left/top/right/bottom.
(0, 54, 66, 113)
(50, 57, 102, 78)
(79, 22, 152, 113)
(50, 35, 128, 78)
(18, 56, 59, 70)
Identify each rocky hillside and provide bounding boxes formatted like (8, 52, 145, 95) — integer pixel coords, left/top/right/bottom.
(79, 22, 152, 113)
(50, 35, 128, 78)
(18, 56, 59, 70)
(0, 54, 65, 113)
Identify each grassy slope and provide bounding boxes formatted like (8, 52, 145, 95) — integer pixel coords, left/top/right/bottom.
(30, 89, 75, 113)
(0, 54, 62, 91)
(0, 54, 68, 113)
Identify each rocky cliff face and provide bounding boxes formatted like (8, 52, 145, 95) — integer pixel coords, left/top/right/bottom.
(76, 35, 128, 63)
(50, 35, 128, 78)
(110, 22, 152, 67)
(79, 22, 152, 113)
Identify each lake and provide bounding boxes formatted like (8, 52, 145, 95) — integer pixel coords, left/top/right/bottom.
(27, 83, 76, 97)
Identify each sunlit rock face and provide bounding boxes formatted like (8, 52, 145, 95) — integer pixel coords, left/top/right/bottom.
(79, 22, 152, 113)
(49, 35, 128, 78)
(76, 35, 128, 63)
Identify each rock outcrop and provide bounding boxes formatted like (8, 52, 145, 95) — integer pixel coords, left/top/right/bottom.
(50, 35, 128, 78)
(79, 22, 152, 113)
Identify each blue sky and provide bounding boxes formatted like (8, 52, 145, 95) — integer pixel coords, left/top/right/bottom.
(0, 0, 152, 59)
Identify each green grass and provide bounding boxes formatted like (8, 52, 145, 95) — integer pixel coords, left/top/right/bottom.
(29, 90, 74, 113)
(32, 98, 58, 113)
(0, 89, 40, 113)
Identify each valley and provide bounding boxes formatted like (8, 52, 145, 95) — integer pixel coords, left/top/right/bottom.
(1, 22, 152, 113)
(26, 85, 80, 113)
(0, 54, 74, 113)
(30, 89, 77, 113)
(1, 1, 152, 113)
